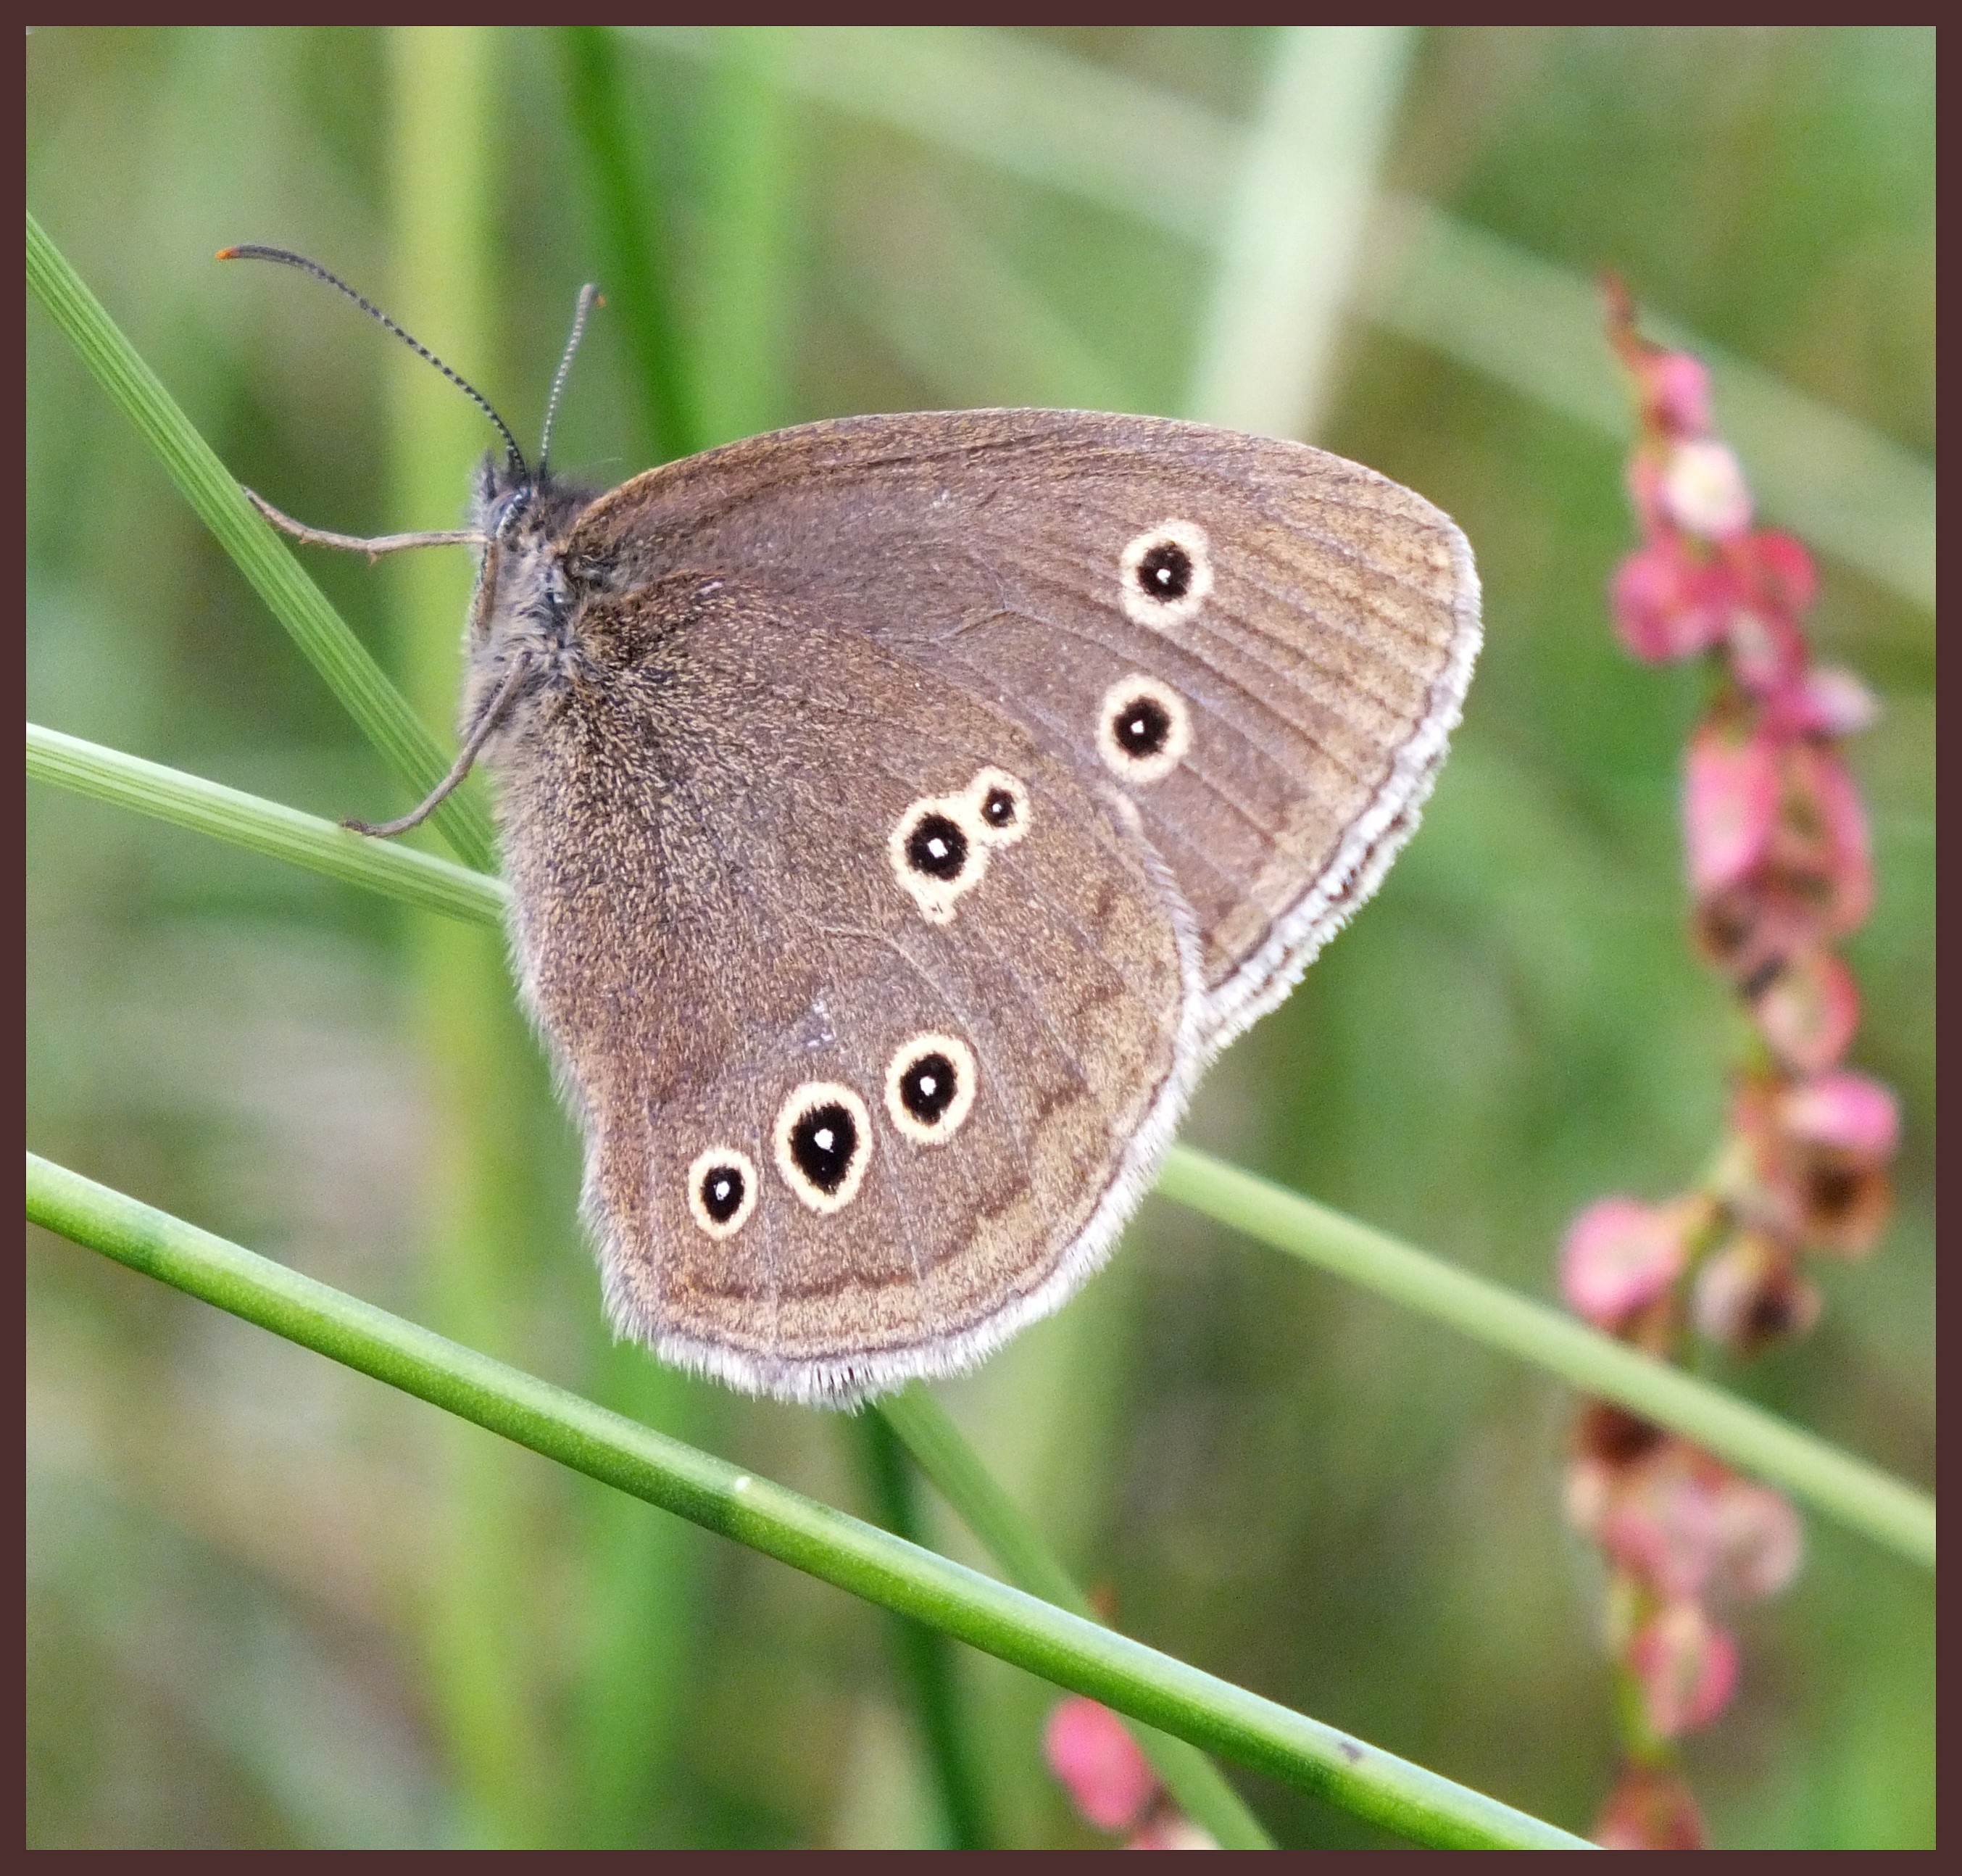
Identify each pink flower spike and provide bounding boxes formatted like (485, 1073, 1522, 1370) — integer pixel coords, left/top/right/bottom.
(1752, 950, 1861, 1075)
(1628, 1601, 1740, 1737)
(1779, 1071, 1900, 1159)
(1790, 665, 1881, 738)
(1683, 725, 1779, 897)
(1560, 1198, 1690, 1329)
(1045, 1698, 1160, 1834)
(1661, 438, 1753, 539)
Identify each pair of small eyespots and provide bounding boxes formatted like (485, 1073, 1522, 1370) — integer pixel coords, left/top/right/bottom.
(685, 1032, 978, 1238)
(1103, 520, 1207, 787)
(890, 767, 1030, 924)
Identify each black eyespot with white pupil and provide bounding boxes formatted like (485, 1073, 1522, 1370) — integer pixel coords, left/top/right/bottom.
(884, 1032, 978, 1143)
(699, 1163, 745, 1222)
(981, 788, 1017, 830)
(790, 1101, 858, 1193)
(686, 1145, 759, 1237)
(906, 813, 968, 881)
(899, 1052, 959, 1124)
(1137, 541, 1193, 600)
(1115, 696, 1172, 758)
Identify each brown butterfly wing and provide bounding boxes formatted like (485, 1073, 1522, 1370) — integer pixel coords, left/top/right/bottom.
(565, 410, 1481, 1055)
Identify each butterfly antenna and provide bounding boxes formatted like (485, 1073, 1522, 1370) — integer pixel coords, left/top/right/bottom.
(217, 244, 528, 479)
(539, 283, 601, 481)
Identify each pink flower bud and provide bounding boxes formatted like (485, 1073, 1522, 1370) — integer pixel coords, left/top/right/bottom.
(1724, 606, 1807, 697)
(1593, 1764, 1708, 1849)
(1627, 1601, 1739, 1737)
(1661, 439, 1753, 539)
(1610, 541, 1728, 661)
(1775, 742, 1874, 934)
(1751, 950, 1861, 1076)
(1787, 665, 1880, 738)
(1683, 725, 1780, 897)
(1740, 529, 1817, 616)
(1726, 1076, 1894, 1255)
(1044, 1698, 1160, 1834)
(1560, 1198, 1692, 1329)
(1597, 1444, 1721, 1601)
(1710, 1477, 1803, 1601)
(1779, 1071, 1900, 1158)
(1692, 1232, 1821, 1356)
(1647, 352, 1713, 436)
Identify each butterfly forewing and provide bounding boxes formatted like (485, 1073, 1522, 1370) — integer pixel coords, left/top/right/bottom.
(566, 410, 1481, 1053)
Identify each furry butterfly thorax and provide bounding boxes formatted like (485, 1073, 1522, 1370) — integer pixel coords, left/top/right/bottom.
(230, 253, 1481, 1408)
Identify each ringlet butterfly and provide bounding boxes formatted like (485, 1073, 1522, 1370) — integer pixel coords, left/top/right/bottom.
(223, 246, 1481, 1407)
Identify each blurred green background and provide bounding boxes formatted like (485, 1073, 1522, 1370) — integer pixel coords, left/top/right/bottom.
(26, 26, 1932, 1849)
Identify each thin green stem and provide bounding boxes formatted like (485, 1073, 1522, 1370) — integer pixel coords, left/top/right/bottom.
(1153, 1147, 1935, 1572)
(24, 210, 495, 871)
(25, 742, 1934, 1574)
(25, 1151, 1589, 1850)
(876, 1387, 1274, 1849)
(853, 1412, 994, 1848)
(25, 723, 504, 926)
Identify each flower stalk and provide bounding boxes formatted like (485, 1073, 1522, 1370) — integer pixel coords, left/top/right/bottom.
(1563, 281, 1903, 1846)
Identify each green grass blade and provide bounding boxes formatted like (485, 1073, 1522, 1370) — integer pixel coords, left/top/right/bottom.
(26, 723, 505, 926)
(1186, 25, 1417, 441)
(557, 25, 699, 463)
(32, 733, 1933, 1576)
(1155, 1145, 1936, 1571)
(853, 1411, 994, 1848)
(628, 26, 1932, 613)
(24, 209, 496, 871)
(691, 27, 797, 447)
(25, 1150, 1591, 1850)
(877, 1386, 1274, 1849)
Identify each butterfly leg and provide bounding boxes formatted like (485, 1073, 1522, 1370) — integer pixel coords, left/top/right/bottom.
(245, 488, 488, 560)
(344, 657, 528, 839)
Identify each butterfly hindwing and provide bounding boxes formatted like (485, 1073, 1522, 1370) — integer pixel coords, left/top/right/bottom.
(489, 570, 1191, 1402)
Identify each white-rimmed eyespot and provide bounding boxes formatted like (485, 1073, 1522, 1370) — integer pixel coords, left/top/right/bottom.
(884, 1032, 978, 1145)
(964, 767, 1030, 847)
(1097, 674, 1192, 786)
(1118, 518, 1213, 629)
(889, 792, 988, 923)
(686, 1146, 759, 1240)
(773, 1082, 873, 1213)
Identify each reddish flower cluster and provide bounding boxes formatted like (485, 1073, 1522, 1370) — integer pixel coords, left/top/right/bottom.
(1043, 1697, 1217, 1849)
(1560, 283, 1900, 1847)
